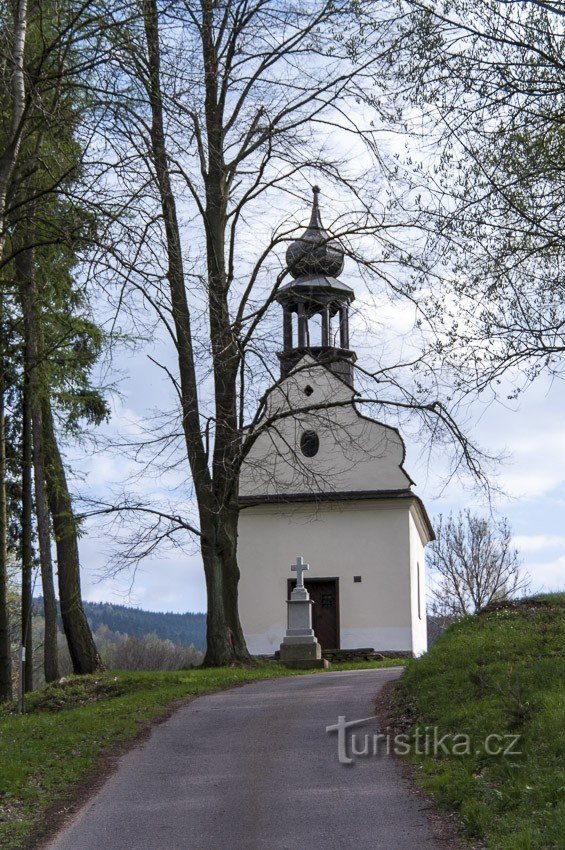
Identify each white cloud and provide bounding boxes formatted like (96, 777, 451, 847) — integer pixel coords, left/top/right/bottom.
(80, 544, 207, 613)
(497, 430, 565, 500)
(415, 376, 565, 504)
(526, 556, 565, 595)
(514, 535, 565, 553)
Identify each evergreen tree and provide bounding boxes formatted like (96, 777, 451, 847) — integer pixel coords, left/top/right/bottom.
(0, 0, 112, 687)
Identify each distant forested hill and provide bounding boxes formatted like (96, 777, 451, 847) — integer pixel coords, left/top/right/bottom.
(33, 598, 206, 650)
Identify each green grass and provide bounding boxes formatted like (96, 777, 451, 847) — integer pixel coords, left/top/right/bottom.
(0, 658, 403, 849)
(392, 594, 565, 849)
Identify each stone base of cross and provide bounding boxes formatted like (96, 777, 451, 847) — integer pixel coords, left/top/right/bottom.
(280, 555, 329, 670)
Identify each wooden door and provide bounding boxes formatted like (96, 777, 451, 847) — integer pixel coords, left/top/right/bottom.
(288, 578, 340, 650)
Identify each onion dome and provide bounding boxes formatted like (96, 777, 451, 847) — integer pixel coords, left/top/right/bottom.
(285, 186, 345, 279)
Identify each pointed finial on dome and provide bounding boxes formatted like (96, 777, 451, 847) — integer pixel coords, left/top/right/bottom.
(308, 185, 322, 230)
(285, 185, 344, 279)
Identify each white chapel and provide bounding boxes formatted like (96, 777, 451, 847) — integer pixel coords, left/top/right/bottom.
(238, 187, 434, 658)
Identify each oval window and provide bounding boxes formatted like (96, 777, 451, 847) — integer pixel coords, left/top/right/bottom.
(300, 431, 319, 458)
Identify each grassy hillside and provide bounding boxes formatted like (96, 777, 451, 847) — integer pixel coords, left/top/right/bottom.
(393, 594, 565, 850)
(33, 598, 207, 649)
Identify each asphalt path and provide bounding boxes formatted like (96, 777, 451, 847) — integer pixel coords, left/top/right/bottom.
(46, 668, 443, 850)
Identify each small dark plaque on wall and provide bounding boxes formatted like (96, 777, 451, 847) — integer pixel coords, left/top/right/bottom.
(353, 576, 362, 583)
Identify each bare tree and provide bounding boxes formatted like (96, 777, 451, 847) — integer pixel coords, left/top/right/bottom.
(428, 510, 529, 617)
(81, 0, 493, 666)
(393, 0, 565, 397)
(98, 629, 203, 671)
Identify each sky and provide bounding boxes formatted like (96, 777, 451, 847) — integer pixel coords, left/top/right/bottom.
(65, 66, 564, 615)
(70, 256, 565, 615)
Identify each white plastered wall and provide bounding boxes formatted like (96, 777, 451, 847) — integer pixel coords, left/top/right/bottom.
(408, 507, 428, 656)
(238, 499, 416, 655)
(238, 356, 433, 656)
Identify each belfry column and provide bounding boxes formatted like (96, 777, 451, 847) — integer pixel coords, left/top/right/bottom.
(339, 304, 349, 349)
(321, 304, 330, 347)
(297, 302, 308, 347)
(283, 309, 293, 350)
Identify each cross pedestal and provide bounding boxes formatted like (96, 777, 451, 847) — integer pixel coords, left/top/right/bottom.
(280, 556, 329, 669)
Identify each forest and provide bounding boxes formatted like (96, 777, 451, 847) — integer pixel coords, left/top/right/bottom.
(32, 598, 207, 648)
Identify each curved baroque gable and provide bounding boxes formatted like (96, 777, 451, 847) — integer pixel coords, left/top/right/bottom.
(240, 357, 413, 498)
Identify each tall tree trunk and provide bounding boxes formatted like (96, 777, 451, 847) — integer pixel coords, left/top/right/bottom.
(200, 1, 250, 664)
(32, 420, 59, 683)
(140, 0, 251, 664)
(17, 245, 59, 681)
(141, 0, 250, 665)
(0, 357, 12, 701)
(201, 501, 249, 666)
(41, 398, 102, 674)
(0, 0, 30, 700)
(200, 521, 231, 667)
(198, 499, 251, 666)
(21, 367, 33, 691)
(0, 0, 28, 258)
(18, 232, 98, 678)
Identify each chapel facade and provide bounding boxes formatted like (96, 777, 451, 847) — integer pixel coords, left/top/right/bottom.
(238, 187, 434, 657)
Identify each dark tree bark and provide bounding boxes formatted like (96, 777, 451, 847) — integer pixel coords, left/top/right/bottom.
(0, 358, 12, 701)
(21, 363, 34, 692)
(0, 0, 28, 259)
(41, 396, 103, 674)
(32, 419, 60, 683)
(199, 501, 249, 666)
(141, 0, 250, 666)
(199, 0, 250, 665)
(18, 245, 60, 682)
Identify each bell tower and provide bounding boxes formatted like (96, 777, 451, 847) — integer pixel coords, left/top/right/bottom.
(276, 186, 356, 387)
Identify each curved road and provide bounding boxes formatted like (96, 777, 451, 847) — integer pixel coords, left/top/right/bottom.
(46, 668, 442, 850)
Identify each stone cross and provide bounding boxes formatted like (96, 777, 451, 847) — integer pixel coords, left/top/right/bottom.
(291, 556, 309, 589)
(281, 554, 325, 667)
